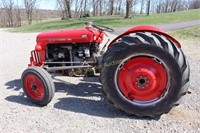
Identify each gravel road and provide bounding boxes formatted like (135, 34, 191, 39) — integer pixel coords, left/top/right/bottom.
(113, 20, 200, 34)
(0, 26, 200, 133)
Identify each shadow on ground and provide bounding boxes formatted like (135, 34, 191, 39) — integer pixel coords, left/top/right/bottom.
(5, 79, 39, 107)
(52, 76, 135, 118)
(4, 77, 149, 119)
(5, 79, 22, 91)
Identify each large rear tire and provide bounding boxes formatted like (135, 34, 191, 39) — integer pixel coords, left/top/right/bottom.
(100, 32, 190, 118)
(21, 66, 55, 106)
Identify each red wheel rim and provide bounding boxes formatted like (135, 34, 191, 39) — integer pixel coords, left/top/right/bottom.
(24, 74, 45, 101)
(117, 56, 169, 102)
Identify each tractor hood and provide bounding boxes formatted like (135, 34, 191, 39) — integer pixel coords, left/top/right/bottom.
(36, 28, 102, 44)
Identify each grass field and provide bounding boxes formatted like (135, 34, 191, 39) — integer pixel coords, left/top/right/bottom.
(169, 26, 200, 40)
(11, 9, 200, 32)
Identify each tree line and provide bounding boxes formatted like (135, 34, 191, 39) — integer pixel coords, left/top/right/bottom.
(0, 0, 39, 27)
(57, 0, 200, 19)
(0, 0, 199, 27)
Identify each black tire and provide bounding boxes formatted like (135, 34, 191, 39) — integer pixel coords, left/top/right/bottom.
(100, 32, 190, 118)
(21, 66, 55, 106)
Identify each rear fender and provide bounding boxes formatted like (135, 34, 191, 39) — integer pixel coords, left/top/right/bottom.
(109, 26, 181, 48)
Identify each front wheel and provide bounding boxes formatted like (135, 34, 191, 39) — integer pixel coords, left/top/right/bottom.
(100, 33, 190, 118)
(21, 66, 55, 106)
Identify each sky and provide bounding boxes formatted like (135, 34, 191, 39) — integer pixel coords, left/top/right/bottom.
(16, 0, 57, 10)
(38, 0, 57, 10)
(2, 0, 142, 11)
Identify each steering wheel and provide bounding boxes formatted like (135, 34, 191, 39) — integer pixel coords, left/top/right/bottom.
(92, 24, 114, 32)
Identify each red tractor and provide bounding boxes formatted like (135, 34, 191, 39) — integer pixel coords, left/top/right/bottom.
(21, 22, 190, 118)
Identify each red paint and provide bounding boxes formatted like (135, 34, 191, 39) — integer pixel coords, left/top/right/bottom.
(29, 51, 42, 67)
(109, 25, 181, 48)
(29, 26, 180, 67)
(35, 44, 42, 51)
(117, 57, 167, 101)
(36, 27, 104, 46)
(24, 74, 45, 101)
(29, 27, 104, 66)
(39, 50, 46, 64)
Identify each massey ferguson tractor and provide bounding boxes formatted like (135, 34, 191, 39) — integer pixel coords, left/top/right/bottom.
(21, 22, 190, 118)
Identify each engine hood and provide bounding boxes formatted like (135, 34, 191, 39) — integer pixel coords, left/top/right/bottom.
(36, 28, 101, 44)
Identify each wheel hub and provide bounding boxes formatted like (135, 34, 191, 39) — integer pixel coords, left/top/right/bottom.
(117, 56, 168, 101)
(136, 76, 149, 89)
(138, 77, 146, 86)
(31, 83, 38, 91)
(24, 74, 45, 100)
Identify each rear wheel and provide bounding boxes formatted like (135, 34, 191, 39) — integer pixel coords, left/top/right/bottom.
(100, 32, 190, 118)
(21, 66, 55, 106)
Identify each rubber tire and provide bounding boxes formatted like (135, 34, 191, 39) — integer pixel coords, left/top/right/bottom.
(100, 32, 190, 118)
(21, 66, 55, 106)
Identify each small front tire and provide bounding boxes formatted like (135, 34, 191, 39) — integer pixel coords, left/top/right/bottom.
(21, 66, 55, 106)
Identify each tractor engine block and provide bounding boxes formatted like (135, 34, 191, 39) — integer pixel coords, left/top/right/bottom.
(45, 43, 100, 75)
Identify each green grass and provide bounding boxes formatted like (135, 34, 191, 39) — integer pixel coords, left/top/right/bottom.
(169, 26, 200, 40)
(11, 9, 200, 32)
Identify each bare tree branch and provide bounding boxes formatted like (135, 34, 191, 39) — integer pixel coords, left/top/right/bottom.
(2, 0, 14, 27)
(24, 0, 39, 25)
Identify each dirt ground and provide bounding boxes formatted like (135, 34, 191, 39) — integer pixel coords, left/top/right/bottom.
(0, 29, 200, 133)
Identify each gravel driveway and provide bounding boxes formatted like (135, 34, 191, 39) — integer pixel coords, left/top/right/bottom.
(113, 20, 200, 34)
(0, 28, 200, 133)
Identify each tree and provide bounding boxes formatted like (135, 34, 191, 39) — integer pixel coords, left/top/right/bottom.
(114, 0, 123, 15)
(109, 0, 115, 15)
(24, 0, 39, 25)
(115, 0, 123, 15)
(140, 0, 144, 14)
(16, 0, 21, 26)
(125, 0, 132, 18)
(74, 0, 84, 18)
(57, 0, 65, 19)
(146, 0, 151, 15)
(83, 0, 87, 15)
(2, 0, 14, 27)
(92, 0, 96, 16)
(153, 0, 188, 13)
(64, 0, 72, 18)
(189, 0, 200, 9)
(57, 0, 72, 19)
(170, 0, 179, 12)
(155, 0, 162, 13)
(132, 0, 139, 13)
(99, 0, 103, 16)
